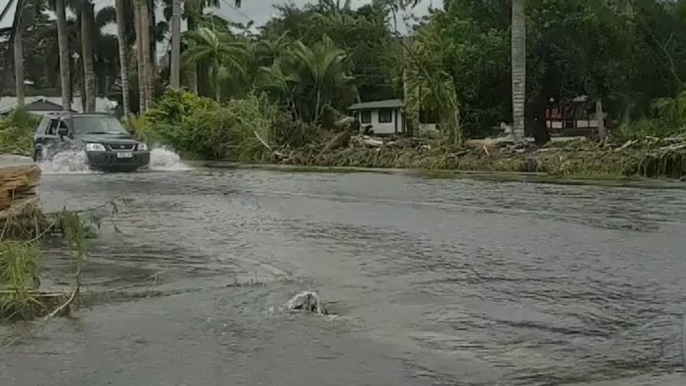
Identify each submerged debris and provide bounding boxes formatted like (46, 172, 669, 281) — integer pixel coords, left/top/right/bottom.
(286, 291, 328, 315)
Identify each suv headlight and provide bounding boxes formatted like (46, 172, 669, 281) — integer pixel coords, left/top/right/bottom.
(137, 143, 148, 151)
(85, 143, 106, 151)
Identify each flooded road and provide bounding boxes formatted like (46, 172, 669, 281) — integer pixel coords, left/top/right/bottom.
(2, 162, 686, 385)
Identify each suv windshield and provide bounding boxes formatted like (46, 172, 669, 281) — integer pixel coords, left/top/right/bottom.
(71, 116, 128, 135)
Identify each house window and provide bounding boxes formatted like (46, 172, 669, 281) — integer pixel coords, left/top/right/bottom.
(378, 109, 393, 123)
(360, 110, 372, 124)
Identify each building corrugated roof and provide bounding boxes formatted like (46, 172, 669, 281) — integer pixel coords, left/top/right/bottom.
(347, 99, 404, 110)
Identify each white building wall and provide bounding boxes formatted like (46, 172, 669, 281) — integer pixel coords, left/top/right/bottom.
(359, 109, 404, 135)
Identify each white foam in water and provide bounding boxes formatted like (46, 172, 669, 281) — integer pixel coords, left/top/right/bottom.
(148, 147, 190, 171)
(38, 150, 94, 174)
(37, 147, 189, 174)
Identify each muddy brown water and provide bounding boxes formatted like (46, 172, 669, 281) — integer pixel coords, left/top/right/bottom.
(2, 165, 686, 385)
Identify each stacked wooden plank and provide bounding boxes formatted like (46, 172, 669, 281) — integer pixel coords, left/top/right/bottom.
(0, 164, 41, 222)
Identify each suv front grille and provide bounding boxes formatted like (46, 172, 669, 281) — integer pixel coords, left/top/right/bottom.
(107, 143, 136, 151)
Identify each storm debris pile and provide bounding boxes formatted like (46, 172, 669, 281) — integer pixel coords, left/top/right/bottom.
(271, 133, 686, 179)
(0, 164, 41, 223)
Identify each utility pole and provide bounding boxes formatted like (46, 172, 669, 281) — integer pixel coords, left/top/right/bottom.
(170, 0, 181, 89)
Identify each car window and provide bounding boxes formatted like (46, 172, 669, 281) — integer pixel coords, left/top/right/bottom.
(36, 117, 49, 135)
(45, 119, 59, 135)
(71, 116, 128, 135)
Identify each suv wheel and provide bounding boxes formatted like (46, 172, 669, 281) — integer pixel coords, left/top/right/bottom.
(33, 149, 43, 162)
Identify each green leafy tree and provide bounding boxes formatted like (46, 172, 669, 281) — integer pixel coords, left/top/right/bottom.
(259, 36, 357, 124)
(182, 27, 247, 101)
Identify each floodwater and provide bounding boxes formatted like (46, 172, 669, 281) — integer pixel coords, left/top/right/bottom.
(2, 152, 686, 385)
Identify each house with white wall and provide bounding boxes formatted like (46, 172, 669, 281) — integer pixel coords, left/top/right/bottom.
(347, 99, 407, 135)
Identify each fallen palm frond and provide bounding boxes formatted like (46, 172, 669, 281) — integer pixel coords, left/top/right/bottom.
(0, 197, 122, 322)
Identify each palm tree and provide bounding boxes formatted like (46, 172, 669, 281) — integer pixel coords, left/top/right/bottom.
(13, 0, 25, 108)
(140, 0, 154, 109)
(54, 0, 71, 111)
(115, 0, 131, 116)
(170, 0, 181, 88)
(182, 27, 246, 101)
(172, 0, 242, 94)
(81, 0, 96, 112)
(184, 0, 219, 94)
(134, 1, 146, 111)
(259, 36, 356, 123)
(511, 0, 526, 141)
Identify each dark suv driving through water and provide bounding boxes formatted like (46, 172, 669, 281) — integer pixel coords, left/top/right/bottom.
(33, 112, 150, 172)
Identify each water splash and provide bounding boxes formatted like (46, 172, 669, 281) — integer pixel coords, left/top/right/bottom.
(37, 147, 189, 174)
(285, 291, 328, 315)
(148, 147, 190, 171)
(38, 150, 93, 174)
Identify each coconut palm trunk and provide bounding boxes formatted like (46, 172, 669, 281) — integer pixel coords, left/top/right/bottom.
(55, 0, 71, 111)
(148, 0, 157, 77)
(511, 0, 526, 142)
(186, 16, 198, 93)
(14, 0, 25, 108)
(170, 0, 181, 89)
(81, 1, 96, 112)
(134, 2, 146, 113)
(140, 1, 154, 109)
(115, 0, 131, 116)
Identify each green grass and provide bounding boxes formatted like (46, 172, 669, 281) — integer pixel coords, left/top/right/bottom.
(0, 241, 42, 320)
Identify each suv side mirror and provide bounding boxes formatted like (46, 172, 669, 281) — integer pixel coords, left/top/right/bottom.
(57, 126, 69, 137)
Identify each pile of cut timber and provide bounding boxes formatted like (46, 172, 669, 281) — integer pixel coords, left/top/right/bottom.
(0, 164, 41, 222)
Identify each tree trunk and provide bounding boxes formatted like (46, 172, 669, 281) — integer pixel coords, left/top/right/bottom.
(115, 0, 131, 117)
(187, 15, 198, 93)
(81, 2, 96, 113)
(134, 3, 146, 113)
(214, 68, 221, 102)
(140, 1, 154, 109)
(148, 0, 157, 77)
(170, 0, 181, 89)
(79, 57, 86, 112)
(596, 99, 606, 140)
(55, 0, 71, 111)
(14, 0, 25, 108)
(511, 0, 526, 142)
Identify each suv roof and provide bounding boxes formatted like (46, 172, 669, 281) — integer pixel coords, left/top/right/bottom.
(43, 112, 114, 118)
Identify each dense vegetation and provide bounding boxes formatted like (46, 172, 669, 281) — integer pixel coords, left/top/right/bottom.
(2, 0, 686, 175)
(0, 110, 40, 155)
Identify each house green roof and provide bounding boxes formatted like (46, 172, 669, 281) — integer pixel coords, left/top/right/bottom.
(347, 99, 404, 110)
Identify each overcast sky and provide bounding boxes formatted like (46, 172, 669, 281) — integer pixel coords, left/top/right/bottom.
(0, 0, 443, 52)
(223, 0, 442, 29)
(2, 0, 443, 33)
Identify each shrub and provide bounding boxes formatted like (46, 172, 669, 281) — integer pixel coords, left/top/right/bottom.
(145, 88, 218, 128)
(144, 89, 278, 161)
(0, 109, 40, 155)
(614, 92, 686, 141)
